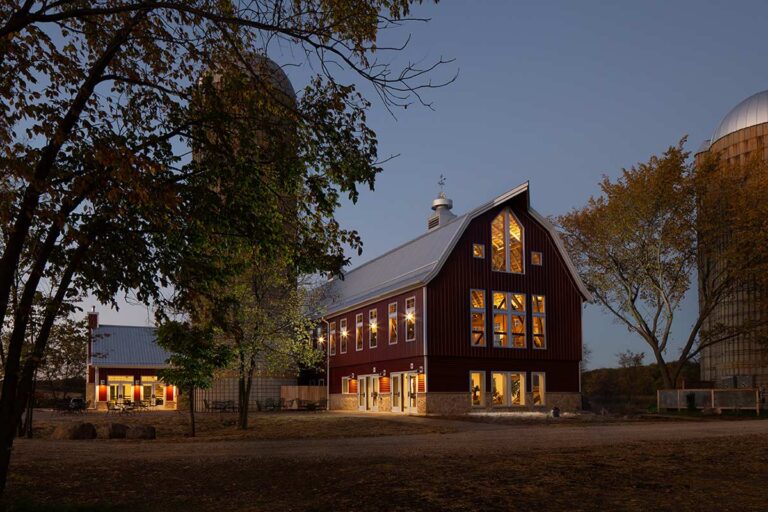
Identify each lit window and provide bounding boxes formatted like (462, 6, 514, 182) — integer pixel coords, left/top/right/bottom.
(405, 297, 416, 341)
(531, 251, 543, 266)
(510, 373, 525, 405)
(492, 372, 507, 406)
(329, 322, 336, 356)
(340, 318, 348, 353)
(532, 372, 545, 405)
(470, 371, 485, 407)
(355, 313, 363, 351)
(369, 309, 378, 348)
(532, 295, 546, 349)
(492, 292, 526, 348)
(470, 289, 486, 347)
(388, 303, 398, 344)
(473, 243, 485, 259)
(342, 377, 349, 394)
(491, 209, 524, 273)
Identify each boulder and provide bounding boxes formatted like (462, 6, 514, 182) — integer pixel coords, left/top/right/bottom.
(106, 423, 129, 439)
(51, 422, 97, 440)
(126, 424, 156, 440)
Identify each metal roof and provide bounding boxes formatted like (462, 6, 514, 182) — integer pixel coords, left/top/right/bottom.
(712, 89, 768, 144)
(90, 325, 170, 367)
(325, 182, 592, 315)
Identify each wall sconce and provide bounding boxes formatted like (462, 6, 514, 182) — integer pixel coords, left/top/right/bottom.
(409, 363, 414, 370)
(135, 380, 140, 385)
(341, 329, 348, 338)
(372, 366, 377, 373)
(318, 336, 325, 345)
(418, 366, 424, 374)
(350, 373, 355, 379)
(100, 380, 105, 385)
(381, 369, 387, 376)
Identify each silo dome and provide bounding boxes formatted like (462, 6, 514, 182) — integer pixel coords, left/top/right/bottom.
(711, 89, 768, 144)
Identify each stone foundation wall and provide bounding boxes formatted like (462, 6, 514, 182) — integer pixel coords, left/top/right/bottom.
(85, 386, 95, 409)
(423, 391, 582, 415)
(330, 393, 358, 411)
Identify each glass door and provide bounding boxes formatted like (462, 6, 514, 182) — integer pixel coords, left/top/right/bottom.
(358, 377, 367, 410)
(405, 374, 418, 413)
(391, 374, 402, 412)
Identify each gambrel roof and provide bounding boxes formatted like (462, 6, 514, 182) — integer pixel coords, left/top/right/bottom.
(325, 182, 591, 316)
(90, 324, 170, 367)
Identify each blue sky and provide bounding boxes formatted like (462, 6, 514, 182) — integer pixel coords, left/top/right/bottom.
(82, 0, 768, 368)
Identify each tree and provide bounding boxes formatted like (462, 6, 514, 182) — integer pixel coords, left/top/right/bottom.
(38, 317, 88, 401)
(557, 141, 768, 389)
(156, 321, 230, 437)
(0, 0, 452, 492)
(209, 263, 324, 430)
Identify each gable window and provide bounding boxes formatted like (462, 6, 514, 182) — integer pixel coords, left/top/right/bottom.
(532, 295, 546, 349)
(531, 251, 543, 266)
(470, 289, 486, 347)
(405, 297, 416, 341)
(470, 371, 485, 407)
(493, 292, 526, 348)
(329, 322, 336, 356)
(491, 209, 524, 273)
(473, 243, 485, 259)
(340, 318, 348, 354)
(369, 309, 378, 348)
(388, 303, 398, 344)
(532, 372, 546, 405)
(355, 313, 364, 351)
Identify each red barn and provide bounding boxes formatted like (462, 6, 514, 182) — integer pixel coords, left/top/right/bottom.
(323, 183, 590, 414)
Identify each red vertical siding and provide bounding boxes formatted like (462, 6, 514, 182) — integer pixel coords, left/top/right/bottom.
(327, 288, 425, 394)
(427, 194, 583, 393)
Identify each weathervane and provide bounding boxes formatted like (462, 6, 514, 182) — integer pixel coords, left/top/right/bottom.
(438, 174, 446, 198)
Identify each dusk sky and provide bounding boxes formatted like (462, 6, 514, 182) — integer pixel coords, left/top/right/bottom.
(83, 0, 768, 368)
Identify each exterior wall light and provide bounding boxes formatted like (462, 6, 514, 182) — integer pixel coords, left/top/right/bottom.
(409, 363, 414, 370)
(318, 336, 325, 344)
(350, 373, 355, 379)
(381, 369, 387, 376)
(418, 366, 424, 374)
(341, 329, 348, 338)
(373, 366, 377, 373)
(406, 313, 415, 322)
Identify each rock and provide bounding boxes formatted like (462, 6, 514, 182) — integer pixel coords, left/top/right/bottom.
(107, 423, 129, 439)
(51, 422, 97, 440)
(126, 424, 156, 440)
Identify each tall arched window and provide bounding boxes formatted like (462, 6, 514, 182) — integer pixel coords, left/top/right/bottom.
(491, 209, 524, 273)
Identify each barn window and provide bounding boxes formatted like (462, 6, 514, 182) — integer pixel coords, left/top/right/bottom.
(532, 372, 546, 405)
(470, 289, 486, 347)
(491, 209, 524, 273)
(405, 297, 416, 341)
(493, 292, 526, 348)
(473, 243, 485, 259)
(510, 373, 525, 405)
(492, 372, 507, 406)
(340, 318, 348, 353)
(531, 251, 543, 266)
(388, 303, 398, 344)
(329, 322, 336, 356)
(470, 371, 485, 407)
(355, 313, 364, 351)
(369, 309, 378, 348)
(342, 377, 350, 394)
(532, 295, 546, 349)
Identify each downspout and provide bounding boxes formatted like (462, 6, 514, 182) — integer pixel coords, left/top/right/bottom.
(320, 317, 330, 409)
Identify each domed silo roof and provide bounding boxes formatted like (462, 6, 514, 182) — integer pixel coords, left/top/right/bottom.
(250, 53, 295, 104)
(711, 89, 768, 144)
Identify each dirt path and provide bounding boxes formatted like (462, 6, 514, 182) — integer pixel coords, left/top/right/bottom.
(12, 415, 768, 464)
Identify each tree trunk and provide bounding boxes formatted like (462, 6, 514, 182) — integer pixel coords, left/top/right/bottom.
(189, 386, 196, 437)
(651, 348, 674, 389)
(238, 370, 254, 430)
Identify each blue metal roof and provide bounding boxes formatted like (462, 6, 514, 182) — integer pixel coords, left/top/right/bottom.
(90, 325, 171, 367)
